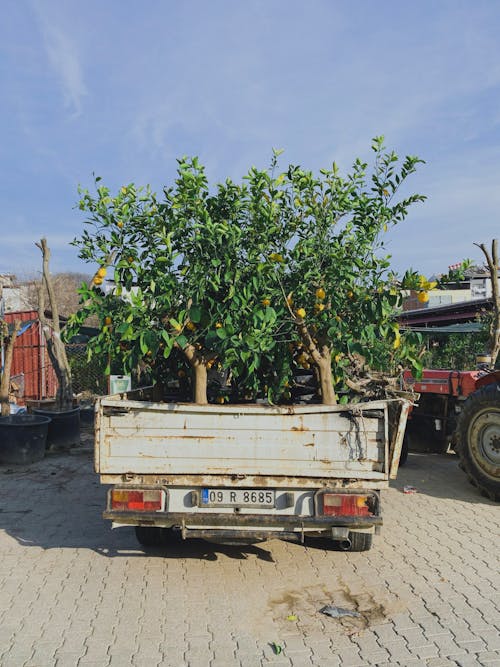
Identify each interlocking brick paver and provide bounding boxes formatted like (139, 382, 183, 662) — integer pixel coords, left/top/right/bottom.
(0, 438, 499, 667)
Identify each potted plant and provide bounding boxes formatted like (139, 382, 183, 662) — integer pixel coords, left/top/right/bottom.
(0, 287, 50, 463)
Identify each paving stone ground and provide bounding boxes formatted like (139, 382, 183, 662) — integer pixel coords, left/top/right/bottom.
(0, 430, 499, 667)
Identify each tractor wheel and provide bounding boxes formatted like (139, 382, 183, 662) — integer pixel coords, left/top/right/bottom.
(456, 384, 500, 501)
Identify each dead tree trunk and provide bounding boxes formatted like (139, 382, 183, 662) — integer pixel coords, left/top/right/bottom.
(36, 238, 73, 409)
(475, 239, 500, 369)
(0, 320, 21, 416)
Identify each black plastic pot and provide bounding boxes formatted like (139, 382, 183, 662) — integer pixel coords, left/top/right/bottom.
(32, 407, 81, 450)
(291, 385, 319, 403)
(0, 415, 51, 464)
(79, 406, 95, 424)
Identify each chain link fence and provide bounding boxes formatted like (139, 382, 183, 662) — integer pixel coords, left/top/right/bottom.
(66, 344, 108, 396)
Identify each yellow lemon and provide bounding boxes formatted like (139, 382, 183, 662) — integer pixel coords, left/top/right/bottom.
(314, 303, 325, 313)
(97, 267, 107, 278)
(261, 298, 271, 307)
(104, 316, 112, 326)
(418, 291, 429, 303)
(296, 308, 306, 318)
(315, 287, 326, 300)
(93, 276, 103, 286)
(116, 220, 124, 228)
(269, 252, 284, 263)
(215, 322, 223, 329)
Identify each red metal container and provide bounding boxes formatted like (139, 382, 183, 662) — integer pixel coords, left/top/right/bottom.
(4, 310, 57, 402)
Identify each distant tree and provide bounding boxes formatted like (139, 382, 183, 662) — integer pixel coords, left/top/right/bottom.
(26, 271, 92, 318)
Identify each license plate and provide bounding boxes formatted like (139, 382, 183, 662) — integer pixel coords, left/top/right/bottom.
(201, 488, 275, 508)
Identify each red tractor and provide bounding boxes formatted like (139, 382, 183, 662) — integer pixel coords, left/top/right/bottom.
(402, 367, 500, 501)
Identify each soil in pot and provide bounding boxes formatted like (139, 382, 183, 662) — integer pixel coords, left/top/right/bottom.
(0, 415, 51, 464)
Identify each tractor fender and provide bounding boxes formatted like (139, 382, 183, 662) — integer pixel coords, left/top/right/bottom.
(475, 370, 500, 390)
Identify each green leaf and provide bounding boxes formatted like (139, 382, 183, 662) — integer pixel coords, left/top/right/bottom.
(139, 332, 149, 355)
(176, 335, 188, 349)
(189, 305, 202, 323)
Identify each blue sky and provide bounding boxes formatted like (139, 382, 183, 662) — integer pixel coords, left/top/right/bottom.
(2, 0, 500, 277)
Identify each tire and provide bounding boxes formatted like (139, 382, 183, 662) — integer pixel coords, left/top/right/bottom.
(347, 532, 373, 552)
(134, 526, 168, 547)
(456, 383, 500, 502)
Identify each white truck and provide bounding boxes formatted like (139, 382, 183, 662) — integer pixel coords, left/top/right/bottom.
(95, 390, 410, 551)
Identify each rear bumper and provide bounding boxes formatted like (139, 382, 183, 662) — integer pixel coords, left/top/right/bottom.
(103, 510, 382, 541)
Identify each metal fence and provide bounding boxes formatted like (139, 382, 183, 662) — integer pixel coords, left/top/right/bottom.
(66, 344, 108, 396)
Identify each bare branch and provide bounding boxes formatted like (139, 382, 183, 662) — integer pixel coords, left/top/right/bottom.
(474, 239, 500, 368)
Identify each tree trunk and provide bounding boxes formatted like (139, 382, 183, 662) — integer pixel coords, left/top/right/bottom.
(181, 343, 208, 404)
(475, 239, 500, 369)
(0, 320, 21, 416)
(294, 316, 337, 405)
(192, 362, 208, 405)
(316, 355, 337, 405)
(36, 238, 73, 409)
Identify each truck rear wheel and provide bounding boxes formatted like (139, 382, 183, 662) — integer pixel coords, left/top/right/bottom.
(456, 384, 500, 502)
(135, 526, 170, 547)
(347, 532, 373, 551)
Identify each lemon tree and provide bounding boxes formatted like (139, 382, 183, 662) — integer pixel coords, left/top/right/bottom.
(252, 137, 427, 404)
(69, 139, 426, 405)
(69, 159, 289, 404)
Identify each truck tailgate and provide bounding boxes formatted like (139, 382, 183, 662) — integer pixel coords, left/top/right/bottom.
(96, 399, 407, 481)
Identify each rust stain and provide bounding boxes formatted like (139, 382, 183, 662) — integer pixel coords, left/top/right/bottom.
(304, 442, 315, 447)
(291, 425, 310, 432)
(320, 458, 332, 465)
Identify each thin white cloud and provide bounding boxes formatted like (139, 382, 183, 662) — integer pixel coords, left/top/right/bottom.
(33, 5, 87, 116)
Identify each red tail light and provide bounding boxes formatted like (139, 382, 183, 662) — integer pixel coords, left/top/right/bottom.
(321, 493, 372, 517)
(111, 488, 165, 511)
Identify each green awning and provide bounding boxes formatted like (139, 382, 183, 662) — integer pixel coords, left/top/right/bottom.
(402, 322, 483, 334)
